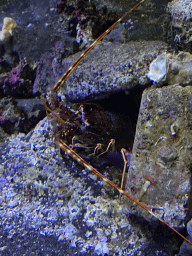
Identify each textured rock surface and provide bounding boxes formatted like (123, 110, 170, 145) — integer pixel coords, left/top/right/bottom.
(0, 97, 45, 135)
(167, 0, 192, 52)
(34, 40, 168, 101)
(0, 117, 151, 255)
(3, 63, 35, 97)
(126, 85, 192, 228)
(59, 41, 167, 101)
(0, 0, 170, 65)
(0, 116, 186, 255)
(33, 41, 70, 95)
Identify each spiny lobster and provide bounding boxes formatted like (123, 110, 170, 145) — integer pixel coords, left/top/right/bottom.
(41, 0, 192, 247)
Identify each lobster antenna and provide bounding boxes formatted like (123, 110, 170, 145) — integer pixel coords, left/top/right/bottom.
(41, 0, 192, 247)
(53, 0, 145, 92)
(57, 139, 192, 246)
(41, 90, 192, 246)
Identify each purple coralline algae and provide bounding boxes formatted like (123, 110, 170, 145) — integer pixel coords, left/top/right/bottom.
(3, 63, 34, 97)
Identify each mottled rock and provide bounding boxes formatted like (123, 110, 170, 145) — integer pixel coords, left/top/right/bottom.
(33, 41, 70, 94)
(179, 240, 192, 256)
(0, 0, 181, 255)
(57, 40, 167, 102)
(0, 116, 150, 255)
(179, 218, 192, 256)
(0, 97, 45, 134)
(0, 97, 24, 134)
(0, 113, 179, 255)
(0, 126, 7, 142)
(34, 40, 168, 101)
(126, 84, 192, 227)
(167, 0, 192, 52)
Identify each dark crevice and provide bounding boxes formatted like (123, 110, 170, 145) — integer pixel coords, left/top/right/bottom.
(88, 87, 144, 152)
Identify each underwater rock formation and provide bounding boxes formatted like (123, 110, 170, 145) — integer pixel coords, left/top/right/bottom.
(34, 40, 167, 101)
(33, 41, 69, 95)
(0, 116, 149, 255)
(126, 84, 192, 228)
(167, 0, 192, 53)
(56, 0, 120, 49)
(0, 97, 45, 135)
(60, 40, 167, 102)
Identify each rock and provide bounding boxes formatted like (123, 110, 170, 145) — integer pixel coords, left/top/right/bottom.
(125, 84, 192, 227)
(33, 41, 70, 95)
(0, 126, 7, 142)
(55, 40, 167, 102)
(167, 0, 192, 52)
(178, 218, 192, 256)
(0, 116, 150, 255)
(178, 240, 192, 256)
(0, 0, 188, 254)
(15, 97, 45, 129)
(33, 40, 168, 101)
(56, 0, 121, 49)
(7, 198, 18, 208)
(0, 97, 45, 134)
(0, 0, 170, 66)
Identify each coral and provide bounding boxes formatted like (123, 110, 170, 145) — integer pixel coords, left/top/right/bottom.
(0, 17, 17, 43)
(3, 62, 35, 97)
(0, 17, 19, 72)
(76, 21, 93, 49)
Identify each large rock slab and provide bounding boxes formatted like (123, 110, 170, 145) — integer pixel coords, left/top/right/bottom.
(57, 40, 167, 101)
(126, 84, 192, 228)
(167, 0, 192, 53)
(0, 117, 149, 255)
